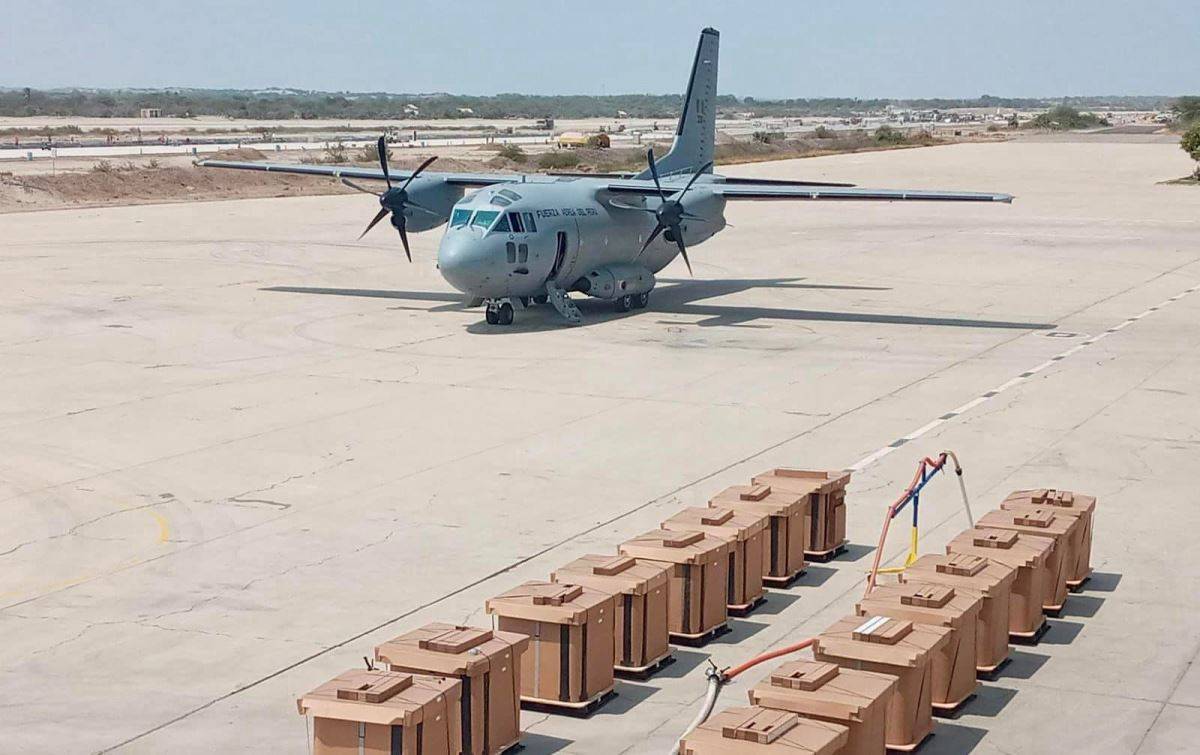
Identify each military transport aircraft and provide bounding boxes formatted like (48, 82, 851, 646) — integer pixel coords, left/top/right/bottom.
(201, 28, 1012, 326)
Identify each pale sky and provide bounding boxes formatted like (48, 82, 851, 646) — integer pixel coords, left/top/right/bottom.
(3, 0, 1197, 98)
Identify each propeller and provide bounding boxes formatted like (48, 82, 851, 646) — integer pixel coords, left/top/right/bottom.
(633, 148, 713, 276)
(344, 136, 437, 262)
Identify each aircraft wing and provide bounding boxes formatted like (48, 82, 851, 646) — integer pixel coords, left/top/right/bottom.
(606, 179, 1012, 203)
(196, 159, 516, 187)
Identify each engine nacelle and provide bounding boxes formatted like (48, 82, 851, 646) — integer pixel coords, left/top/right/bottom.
(572, 262, 656, 300)
(397, 177, 465, 232)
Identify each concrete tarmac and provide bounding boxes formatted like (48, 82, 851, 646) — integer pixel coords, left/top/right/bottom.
(2, 136, 1199, 754)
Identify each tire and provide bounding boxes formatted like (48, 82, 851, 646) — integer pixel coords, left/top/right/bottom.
(616, 294, 634, 312)
(634, 292, 650, 309)
(497, 302, 514, 325)
(485, 307, 499, 325)
(532, 294, 549, 305)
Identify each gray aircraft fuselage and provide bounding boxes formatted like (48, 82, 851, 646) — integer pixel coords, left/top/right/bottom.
(437, 178, 726, 300)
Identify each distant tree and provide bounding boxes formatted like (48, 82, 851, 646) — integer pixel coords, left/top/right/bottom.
(1029, 105, 1105, 130)
(1181, 123, 1200, 178)
(1172, 96, 1200, 125)
(873, 125, 906, 144)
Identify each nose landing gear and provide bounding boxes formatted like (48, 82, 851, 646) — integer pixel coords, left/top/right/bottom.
(485, 300, 515, 326)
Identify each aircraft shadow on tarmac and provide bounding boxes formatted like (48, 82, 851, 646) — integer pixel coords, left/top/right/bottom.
(261, 277, 1056, 334)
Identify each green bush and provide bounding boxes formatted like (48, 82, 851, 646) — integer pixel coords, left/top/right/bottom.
(1172, 96, 1200, 126)
(752, 130, 785, 144)
(1028, 106, 1105, 130)
(1182, 123, 1200, 177)
(812, 125, 836, 139)
(873, 125, 906, 145)
(537, 150, 580, 169)
(497, 143, 527, 163)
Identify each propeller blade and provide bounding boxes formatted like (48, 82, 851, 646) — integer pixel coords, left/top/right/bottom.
(358, 207, 390, 240)
(341, 177, 380, 196)
(676, 160, 714, 201)
(396, 215, 412, 263)
(645, 148, 667, 201)
(639, 222, 665, 255)
(399, 155, 438, 192)
(405, 200, 443, 218)
(377, 136, 391, 189)
(673, 232, 693, 276)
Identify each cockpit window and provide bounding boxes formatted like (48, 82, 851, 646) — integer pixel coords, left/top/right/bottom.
(508, 212, 524, 233)
(522, 212, 537, 233)
(450, 208, 472, 228)
(498, 189, 522, 202)
(493, 213, 511, 233)
(490, 194, 512, 207)
(471, 210, 500, 230)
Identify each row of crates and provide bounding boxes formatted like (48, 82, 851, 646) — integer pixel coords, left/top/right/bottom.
(296, 468, 852, 754)
(680, 487, 1098, 754)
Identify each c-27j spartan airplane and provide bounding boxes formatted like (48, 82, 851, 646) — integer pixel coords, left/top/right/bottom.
(202, 28, 1012, 326)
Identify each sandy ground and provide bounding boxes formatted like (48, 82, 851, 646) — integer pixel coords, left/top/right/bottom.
(2, 137, 1200, 754)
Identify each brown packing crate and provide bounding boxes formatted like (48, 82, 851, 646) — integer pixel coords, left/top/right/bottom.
(710, 484, 807, 583)
(680, 706, 849, 755)
(749, 659, 897, 755)
(619, 529, 732, 641)
(857, 582, 983, 710)
(813, 615, 951, 751)
(484, 581, 615, 707)
(904, 554, 1018, 673)
(752, 468, 851, 557)
(1002, 488, 1096, 585)
(551, 554, 672, 673)
(662, 506, 769, 611)
(298, 670, 462, 755)
(976, 509, 1073, 611)
(374, 624, 529, 755)
(946, 528, 1055, 639)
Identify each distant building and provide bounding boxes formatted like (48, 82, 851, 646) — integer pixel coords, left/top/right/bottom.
(140, 108, 162, 118)
(457, 107, 474, 115)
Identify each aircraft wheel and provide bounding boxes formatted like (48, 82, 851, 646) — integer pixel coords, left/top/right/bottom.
(615, 294, 634, 312)
(497, 302, 515, 325)
(532, 294, 549, 305)
(485, 306, 499, 325)
(634, 292, 650, 309)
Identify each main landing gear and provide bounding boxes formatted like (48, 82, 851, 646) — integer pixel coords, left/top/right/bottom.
(485, 300, 514, 326)
(614, 292, 650, 312)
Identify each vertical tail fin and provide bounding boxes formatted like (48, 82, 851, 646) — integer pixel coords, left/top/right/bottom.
(639, 27, 718, 179)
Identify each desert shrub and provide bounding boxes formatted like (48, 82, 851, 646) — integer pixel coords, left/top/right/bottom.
(92, 160, 114, 173)
(497, 143, 527, 163)
(873, 125, 906, 145)
(752, 130, 785, 144)
(537, 150, 580, 169)
(1182, 123, 1200, 177)
(813, 125, 836, 139)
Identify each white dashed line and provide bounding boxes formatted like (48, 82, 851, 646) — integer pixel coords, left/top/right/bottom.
(847, 283, 1198, 472)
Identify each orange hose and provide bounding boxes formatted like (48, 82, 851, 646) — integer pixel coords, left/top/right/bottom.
(862, 453, 948, 600)
(722, 638, 815, 681)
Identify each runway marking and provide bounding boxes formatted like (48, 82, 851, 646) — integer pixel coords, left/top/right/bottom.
(847, 282, 1200, 472)
(150, 511, 171, 544)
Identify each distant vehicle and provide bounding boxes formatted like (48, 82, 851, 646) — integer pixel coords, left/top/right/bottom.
(535, 117, 555, 130)
(558, 132, 610, 149)
(201, 28, 1012, 326)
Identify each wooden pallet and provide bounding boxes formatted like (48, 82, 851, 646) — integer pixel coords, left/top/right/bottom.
(932, 691, 976, 718)
(805, 541, 848, 563)
(1067, 571, 1092, 592)
(520, 687, 615, 718)
(727, 594, 767, 618)
(762, 569, 805, 588)
(1010, 619, 1050, 646)
(497, 738, 523, 754)
(976, 655, 1011, 681)
(670, 622, 731, 648)
(614, 651, 675, 680)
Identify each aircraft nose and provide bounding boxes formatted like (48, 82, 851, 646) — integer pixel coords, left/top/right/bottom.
(438, 233, 500, 295)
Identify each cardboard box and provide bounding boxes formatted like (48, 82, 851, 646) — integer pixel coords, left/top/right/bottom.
(551, 554, 671, 673)
(484, 581, 615, 707)
(946, 527, 1055, 639)
(976, 509, 1073, 611)
(374, 624, 528, 755)
(1002, 488, 1096, 586)
(903, 553, 1017, 673)
(749, 659, 897, 755)
(662, 506, 769, 611)
(857, 582, 982, 710)
(619, 529, 733, 641)
(751, 468, 851, 557)
(710, 484, 807, 584)
(298, 670, 462, 755)
(813, 615, 951, 751)
(680, 706, 849, 755)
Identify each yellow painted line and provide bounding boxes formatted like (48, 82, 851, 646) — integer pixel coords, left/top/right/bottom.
(149, 509, 171, 544)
